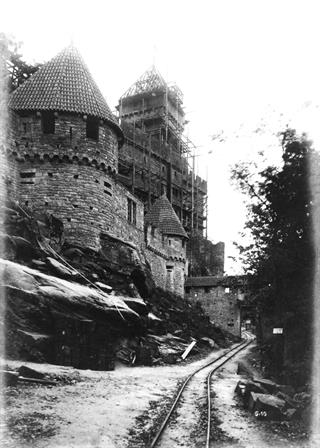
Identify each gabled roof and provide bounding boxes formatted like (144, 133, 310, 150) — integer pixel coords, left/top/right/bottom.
(9, 45, 122, 136)
(145, 194, 188, 239)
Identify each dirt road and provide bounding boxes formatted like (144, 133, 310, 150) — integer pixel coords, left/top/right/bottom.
(1, 343, 309, 448)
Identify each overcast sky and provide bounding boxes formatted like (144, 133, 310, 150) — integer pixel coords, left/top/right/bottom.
(2, 0, 320, 273)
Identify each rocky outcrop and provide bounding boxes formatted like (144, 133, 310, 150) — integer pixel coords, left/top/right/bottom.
(1, 202, 234, 370)
(1, 259, 143, 370)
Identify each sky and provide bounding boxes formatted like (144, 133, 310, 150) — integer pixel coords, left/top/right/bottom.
(1, 0, 320, 273)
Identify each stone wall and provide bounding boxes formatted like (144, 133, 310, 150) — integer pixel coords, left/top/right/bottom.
(185, 284, 241, 337)
(8, 111, 144, 251)
(113, 182, 144, 246)
(11, 111, 119, 172)
(145, 226, 186, 297)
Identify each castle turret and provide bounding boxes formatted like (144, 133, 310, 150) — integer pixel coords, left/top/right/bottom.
(144, 194, 188, 296)
(8, 45, 125, 250)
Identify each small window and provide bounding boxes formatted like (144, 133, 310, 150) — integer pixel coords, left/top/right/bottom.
(86, 116, 99, 140)
(74, 174, 79, 179)
(186, 287, 191, 294)
(127, 198, 137, 225)
(204, 287, 210, 293)
(168, 239, 171, 246)
(225, 287, 230, 293)
(20, 171, 35, 179)
(41, 111, 55, 134)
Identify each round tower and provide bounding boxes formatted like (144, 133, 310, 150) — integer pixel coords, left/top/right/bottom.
(8, 45, 123, 250)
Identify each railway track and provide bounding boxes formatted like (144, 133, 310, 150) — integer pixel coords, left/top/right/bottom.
(149, 334, 255, 448)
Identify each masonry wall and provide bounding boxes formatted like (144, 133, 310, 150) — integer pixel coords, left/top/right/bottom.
(145, 226, 186, 297)
(11, 111, 119, 172)
(186, 286, 241, 337)
(8, 111, 144, 250)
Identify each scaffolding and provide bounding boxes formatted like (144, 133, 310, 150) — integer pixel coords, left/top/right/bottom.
(117, 66, 207, 236)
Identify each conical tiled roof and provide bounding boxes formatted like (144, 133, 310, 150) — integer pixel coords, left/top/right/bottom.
(145, 194, 188, 239)
(9, 45, 122, 136)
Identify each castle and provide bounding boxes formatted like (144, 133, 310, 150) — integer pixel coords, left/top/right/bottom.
(5, 45, 223, 297)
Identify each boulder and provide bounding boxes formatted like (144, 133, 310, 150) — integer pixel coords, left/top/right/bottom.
(18, 365, 45, 380)
(252, 378, 278, 394)
(249, 392, 286, 420)
(1, 258, 143, 370)
(241, 381, 269, 407)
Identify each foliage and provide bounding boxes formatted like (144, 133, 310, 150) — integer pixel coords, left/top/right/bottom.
(232, 129, 319, 384)
(0, 33, 41, 92)
(232, 129, 317, 317)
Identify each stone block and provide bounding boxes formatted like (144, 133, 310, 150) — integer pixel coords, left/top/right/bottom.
(249, 392, 285, 420)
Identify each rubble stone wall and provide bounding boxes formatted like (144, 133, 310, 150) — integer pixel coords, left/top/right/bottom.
(145, 226, 186, 297)
(8, 111, 144, 250)
(11, 111, 119, 172)
(186, 285, 241, 337)
(113, 182, 144, 246)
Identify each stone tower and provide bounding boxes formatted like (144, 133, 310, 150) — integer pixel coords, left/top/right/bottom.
(8, 45, 124, 250)
(144, 194, 188, 296)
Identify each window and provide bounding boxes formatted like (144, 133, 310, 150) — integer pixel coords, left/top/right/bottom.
(204, 287, 210, 293)
(127, 198, 137, 225)
(20, 171, 35, 184)
(225, 287, 230, 293)
(104, 181, 112, 196)
(41, 111, 55, 134)
(86, 116, 99, 140)
(20, 171, 35, 179)
(22, 122, 30, 133)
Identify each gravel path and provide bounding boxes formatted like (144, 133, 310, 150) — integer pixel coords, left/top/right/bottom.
(1, 343, 310, 448)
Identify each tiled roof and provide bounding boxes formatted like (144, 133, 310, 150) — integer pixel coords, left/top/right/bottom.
(145, 194, 188, 239)
(9, 45, 122, 136)
(185, 275, 246, 288)
(121, 65, 167, 98)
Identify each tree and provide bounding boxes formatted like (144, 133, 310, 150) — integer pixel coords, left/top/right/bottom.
(0, 33, 41, 92)
(232, 129, 318, 385)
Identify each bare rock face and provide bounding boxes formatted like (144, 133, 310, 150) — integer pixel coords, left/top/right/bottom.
(1, 258, 144, 370)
